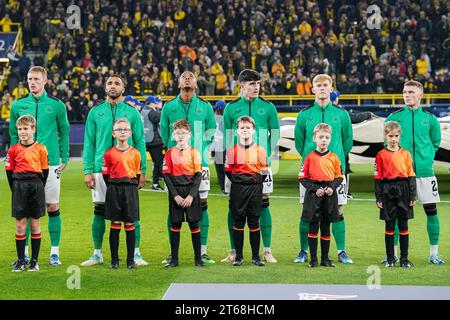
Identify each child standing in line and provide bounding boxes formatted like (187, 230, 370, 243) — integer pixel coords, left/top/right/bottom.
(298, 123, 343, 268)
(103, 118, 142, 269)
(162, 120, 205, 268)
(374, 121, 416, 268)
(225, 116, 268, 267)
(6, 115, 49, 272)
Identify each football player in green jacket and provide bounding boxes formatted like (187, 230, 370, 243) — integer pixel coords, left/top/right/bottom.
(385, 80, 444, 265)
(9, 66, 70, 267)
(222, 69, 280, 263)
(160, 71, 217, 265)
(294, 74, 353, 265)
(81, 75, 148, 267)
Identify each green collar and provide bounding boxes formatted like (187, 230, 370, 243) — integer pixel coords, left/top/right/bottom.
(29, 90, 48, 102)
(314, 100, 332, 110)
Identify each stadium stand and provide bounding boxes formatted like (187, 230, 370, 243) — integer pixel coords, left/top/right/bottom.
(0, 0, 449, 125)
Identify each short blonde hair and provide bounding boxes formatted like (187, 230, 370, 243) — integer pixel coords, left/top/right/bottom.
(312, 74, 333, 86)
(16, 115, 36, 128)
(404, 80, 423, 92)
(28, 66, 47, 79)
(384, 121, 402, 135)
(113, 118, 131, 128)
(313, 123, 332, 135)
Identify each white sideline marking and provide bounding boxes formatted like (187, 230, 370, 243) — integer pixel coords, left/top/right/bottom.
(141, 189, 450, 203)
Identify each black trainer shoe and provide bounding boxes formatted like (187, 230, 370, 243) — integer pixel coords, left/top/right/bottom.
(233, 258, 244, 266)
(11, 257, 30, 266)
(165, 259, 179, 268)
(308, 258, 319, 268)
(400, 259, 413, 268)
(195, 259, 206, 267)
(28, 260, 40, 272)
(127, 260, 136, 269)
(252, 258, 265, 267)
(320, 258, 336, 267)
(12, 260, 26, 272)
(151, 184, 164, 191)
(109, 261, 119, 269)
(385, 259, 395, 268)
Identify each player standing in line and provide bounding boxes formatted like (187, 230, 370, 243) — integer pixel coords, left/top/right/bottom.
(294, 74, 353, 264)
(385, 80, 444, 264)
(9, 66, 69, 266)
(160, 71, 216, 265)
(6, 115, 49, 272)
(82, 75, 148, 267)
(222, 69, 280, 264)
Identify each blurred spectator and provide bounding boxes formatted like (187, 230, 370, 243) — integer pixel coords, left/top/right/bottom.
(143, 95, 165, 191)
(210, 100, 226, 193)
(0, 0, 447, 126)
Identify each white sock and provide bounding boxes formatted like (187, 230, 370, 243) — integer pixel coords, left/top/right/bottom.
(201, 245, 207, 256)
(134, 247, 140, 255)
(230, 249, 236, 254)
(430, 245, 439, 256)
(24, 245, 29, 257)
(338, 250, 343, 254)
(264, 247, 271, 253)
(50, 246, 59, 256)
(94, 249, 102, 257)
(394, 246, 398, 257)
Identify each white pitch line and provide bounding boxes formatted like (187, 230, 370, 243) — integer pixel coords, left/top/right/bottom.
(141, 188, 450, 203)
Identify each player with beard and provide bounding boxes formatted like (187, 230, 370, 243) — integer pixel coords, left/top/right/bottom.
(81, 75, 148, 267)
(160, 71, 216, 265)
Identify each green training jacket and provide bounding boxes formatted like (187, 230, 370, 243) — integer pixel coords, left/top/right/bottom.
(9, 90, 70, 166)
(294, 101, 353, 172)
(83, 100, 147, 175)
(160, 95, 216, 167)
(386, 105, 441, 177)
(223, 96, 280, 162)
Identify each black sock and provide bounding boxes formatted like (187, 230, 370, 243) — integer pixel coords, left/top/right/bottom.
(125, 226, 136, 263)
(309, 236, 318, 260)
(31, 233, 41, 262)
(249, 228, 261, 260)
(191, 230, 201, 262)
(15, 234, 26, 261)
(109, 224, 121, 262)
(170, 227, 181, 262)
(233, 228, 244, 260)
(385, 233, 395, 261)
(320, 223, 331, 261)
(399, 233, 409, 261)
(320, 237, 331, 261)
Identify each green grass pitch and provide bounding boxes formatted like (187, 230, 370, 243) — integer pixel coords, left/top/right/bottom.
(0, 160, 449, 299)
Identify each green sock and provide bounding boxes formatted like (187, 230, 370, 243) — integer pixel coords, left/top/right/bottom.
(332, 218, 346, 251)
(260, 207, 272, 248)
(394, 222, 399, 246)
(300, 220, 309, 251)
(200, 210, 209, 246)
(134, 220, 141, 248)
(48, 213, 62, 247)
(25, 218, 30, 247)
(427, 214, 440, 246)
(92, 215, 105, 250)
(228, 208, 235, 250)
